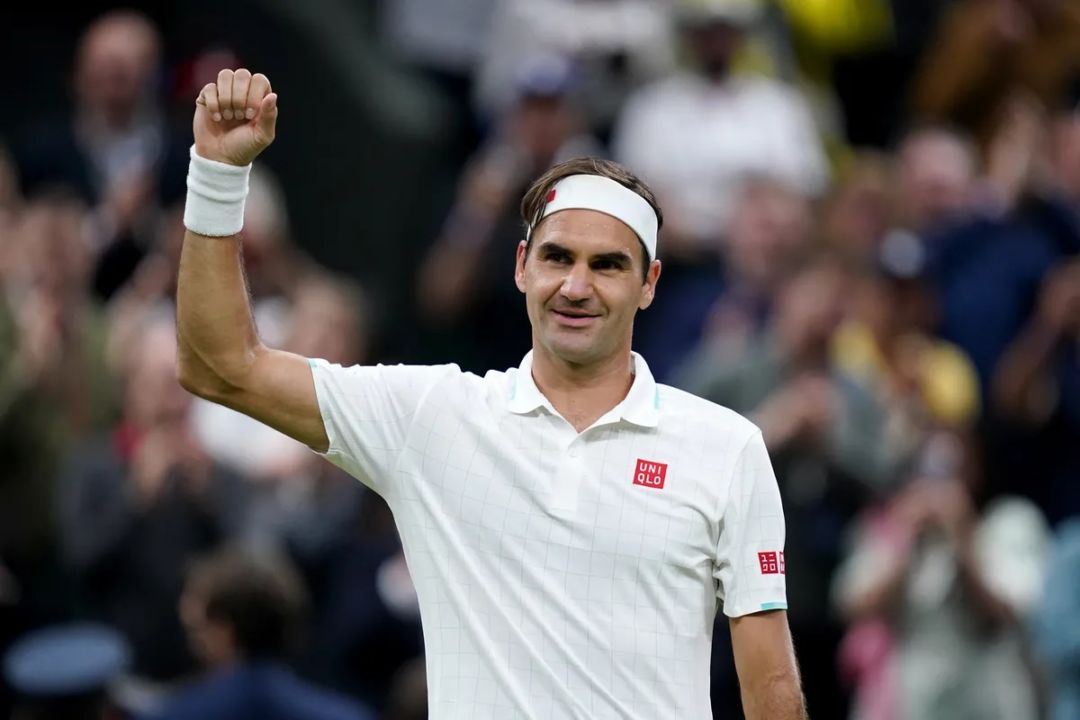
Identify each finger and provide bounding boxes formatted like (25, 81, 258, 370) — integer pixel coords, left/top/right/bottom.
(247, 73, 271, 120)
(255, 93, 278, 141)
(198, 82, 221, 122)
(232, 68, 252, 119)
(217, 69, 235, 121)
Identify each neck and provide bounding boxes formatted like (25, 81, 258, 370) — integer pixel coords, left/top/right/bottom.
(530, 342, 635, 433)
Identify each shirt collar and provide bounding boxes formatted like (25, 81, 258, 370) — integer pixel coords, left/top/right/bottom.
(507, 351, 660, 428)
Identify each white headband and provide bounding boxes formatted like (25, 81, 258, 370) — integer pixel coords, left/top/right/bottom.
(528, 174, 659, 260)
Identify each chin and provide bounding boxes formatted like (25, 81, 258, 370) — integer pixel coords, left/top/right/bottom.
(544, 334, 605, 366)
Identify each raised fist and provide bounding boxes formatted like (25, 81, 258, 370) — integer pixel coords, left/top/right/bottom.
(194, 68, 278, 167)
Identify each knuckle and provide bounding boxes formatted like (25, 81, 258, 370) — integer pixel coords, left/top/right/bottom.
(234, 67, 251, 78)
(217, 68, 233, 81)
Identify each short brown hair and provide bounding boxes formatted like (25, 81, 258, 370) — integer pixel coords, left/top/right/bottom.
(520, 157, 663, 279)
(187, 547, 307, 660)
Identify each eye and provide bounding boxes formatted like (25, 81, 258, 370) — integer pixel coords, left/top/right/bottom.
(542, 249, 571, 264)
(591, 257, 627, 272)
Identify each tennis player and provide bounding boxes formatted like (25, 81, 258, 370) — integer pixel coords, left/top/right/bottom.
(177, 68, 806, 720)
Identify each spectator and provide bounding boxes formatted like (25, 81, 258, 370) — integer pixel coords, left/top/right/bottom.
(991, 258, 1080, 523)
(930, 94, 1079, 517)
(475, 0, 675, 137)
(819, 150, 892, 268)
(636, 176, 813, 380)
(931, 145, 1074, 395)
(1035, 518, 1080, 720)
(892, 125, 978, 237)
(3, 622, 131, 720)
(833, 231, 982, 451)
(417, 56, 600, 371)
(143, 546, 373, 720)
(12, 10, 188, 300)
(0, 193, 116, 619)
(59, 314, 249, 683)
(833, 445, 1050, 720)
(613, 0, 827, 257)
(675, 259, 901, 718)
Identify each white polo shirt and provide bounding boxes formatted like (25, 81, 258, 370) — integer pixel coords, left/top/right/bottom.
(309, 351, 787, 720)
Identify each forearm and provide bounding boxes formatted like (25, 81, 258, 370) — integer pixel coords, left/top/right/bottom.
(954, 537, 1015, 628)
(176, 229, 262, 394)
(992, 319, 1061, 423)
(731, 612, 807, 720)
(740, 666, 807, 720)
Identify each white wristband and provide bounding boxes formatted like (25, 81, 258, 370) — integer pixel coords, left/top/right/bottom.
(183, 146, 252, 237)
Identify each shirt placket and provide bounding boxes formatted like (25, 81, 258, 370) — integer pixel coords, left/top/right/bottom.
(549, 434, 587, 515)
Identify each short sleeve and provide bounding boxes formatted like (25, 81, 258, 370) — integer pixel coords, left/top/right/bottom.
(714, 430, 788, 617)
(308, 358, 456, 495)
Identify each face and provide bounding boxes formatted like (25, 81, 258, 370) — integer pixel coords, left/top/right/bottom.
(685, 21, 744, 79)
(75, 14, 160, 124)
(511, 95, 577, 165)
(515, 210, 660, 368)
(726, 182, 812, 289)
(179, 587, 233, 669)
(126, 323, 191, 429)
(897, 133, 974, 232)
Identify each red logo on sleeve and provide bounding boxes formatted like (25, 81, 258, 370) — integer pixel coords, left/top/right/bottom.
(758, 551, 785, 575)
(633, 459, 667, 490)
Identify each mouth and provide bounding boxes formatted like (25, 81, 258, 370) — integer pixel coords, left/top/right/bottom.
(550, 308, 600, 328)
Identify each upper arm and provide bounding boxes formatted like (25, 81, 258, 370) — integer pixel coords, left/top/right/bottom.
(715, 430, 788, 617)
(729, 611, 805, 719)
(192, 344, 329, 452)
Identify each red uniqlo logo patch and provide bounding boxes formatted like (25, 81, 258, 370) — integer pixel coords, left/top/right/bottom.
(758, 551, 785, 575)
(633, 459, 667, 490)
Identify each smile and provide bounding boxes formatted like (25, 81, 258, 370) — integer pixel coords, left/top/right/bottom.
(551, 309, 599, 327)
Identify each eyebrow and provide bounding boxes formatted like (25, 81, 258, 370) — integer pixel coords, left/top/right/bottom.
(537, 241, 634, 266)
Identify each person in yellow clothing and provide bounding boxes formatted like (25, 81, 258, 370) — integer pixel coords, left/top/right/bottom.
(832, 230, 980, 455)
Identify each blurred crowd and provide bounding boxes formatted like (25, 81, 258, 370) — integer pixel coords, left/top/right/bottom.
(1, 1, 1078, 719)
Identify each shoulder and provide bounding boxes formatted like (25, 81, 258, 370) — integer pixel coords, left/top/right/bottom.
(310, 360, 472, 396)
(147, 671, 250, 720)
(657, 382, 760, 444)
(260, 667, 373, 720)
(734, 76, 810, 112)
(622, 73, 700, 112)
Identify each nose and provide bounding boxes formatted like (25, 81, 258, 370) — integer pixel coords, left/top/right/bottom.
(560, 262, 593, 302)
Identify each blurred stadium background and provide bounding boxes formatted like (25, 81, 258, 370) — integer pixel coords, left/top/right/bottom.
(0, 0, 1078, 718)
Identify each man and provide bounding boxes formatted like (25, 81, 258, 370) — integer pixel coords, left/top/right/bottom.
(14, 10, 188, 299)
(613, 0, 827, 257)
(143, 546, 372, 720)
(176, 68, 805, 719)
(60, 314, 248, 682)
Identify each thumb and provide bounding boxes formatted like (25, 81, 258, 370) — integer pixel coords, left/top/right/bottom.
(255, 93, 278, 140)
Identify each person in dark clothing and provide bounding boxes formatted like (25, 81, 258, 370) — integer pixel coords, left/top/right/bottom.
(12, 10, 188, 300)
(143, 547, 373, 720)
(59, 315, 248, 682)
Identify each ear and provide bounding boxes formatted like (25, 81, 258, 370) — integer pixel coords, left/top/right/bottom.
(639, 259, 662, 310)
(514, 240, 528, 294)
